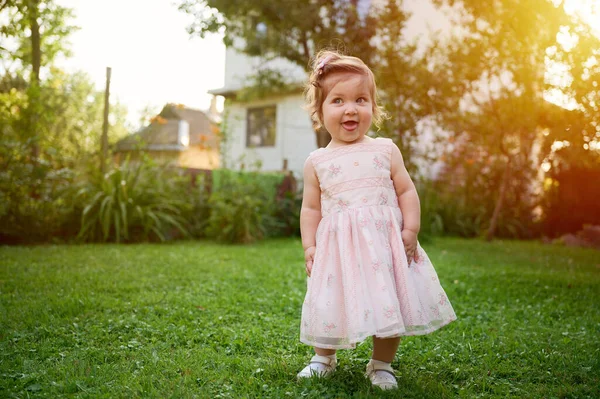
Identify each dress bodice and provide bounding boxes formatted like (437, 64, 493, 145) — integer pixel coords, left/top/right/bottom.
(309, 138, 399, 218)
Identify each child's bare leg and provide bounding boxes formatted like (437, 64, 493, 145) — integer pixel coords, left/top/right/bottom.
(315, 347, 336, 356)
(367, 336, 400, 389)
(372, 336, 400, 362)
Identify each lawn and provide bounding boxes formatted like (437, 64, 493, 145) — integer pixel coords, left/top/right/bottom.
(1, 238, 599, 398)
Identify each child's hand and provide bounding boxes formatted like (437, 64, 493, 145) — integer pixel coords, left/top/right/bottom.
(401, 230, 420, 265)
(304, 246, 316, 277)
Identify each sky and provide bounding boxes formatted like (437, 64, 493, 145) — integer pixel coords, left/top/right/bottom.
(56, 0, 225, 129)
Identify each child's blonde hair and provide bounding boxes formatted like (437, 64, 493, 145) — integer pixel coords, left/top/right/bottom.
(305, 49, 385, 130)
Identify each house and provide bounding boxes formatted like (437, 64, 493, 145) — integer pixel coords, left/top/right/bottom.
(208, 0, 450, 178)
(114, 103, 220, 169)
(209, 51, 313, 175)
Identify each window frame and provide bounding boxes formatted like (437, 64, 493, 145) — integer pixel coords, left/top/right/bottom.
(246, 105, 277, 148)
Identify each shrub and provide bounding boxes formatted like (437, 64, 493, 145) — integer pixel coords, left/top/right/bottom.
(415, 180, 444, 242)
(0, 140, 75, 244)
(206, 170, 285, 243)
(180, 172, 211, 239)
(270, 186, 302, 238)
(428, 152, 539, 239)
(541, 165, 600, 237)
(74, 156, 190, 243)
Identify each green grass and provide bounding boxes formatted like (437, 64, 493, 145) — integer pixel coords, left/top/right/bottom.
(1, 238, 599, 398)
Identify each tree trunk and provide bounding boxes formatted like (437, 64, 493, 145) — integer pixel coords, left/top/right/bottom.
(28, 0, 40, 159)
(29, 0, 40, 85)
(486, 157, 512, 241)
(315, 126, 331, 148)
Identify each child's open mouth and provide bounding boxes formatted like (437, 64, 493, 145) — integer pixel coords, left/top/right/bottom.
(342, 121, 358, 131)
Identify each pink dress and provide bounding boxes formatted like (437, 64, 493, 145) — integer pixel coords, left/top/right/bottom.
(300, 138, 456, 349)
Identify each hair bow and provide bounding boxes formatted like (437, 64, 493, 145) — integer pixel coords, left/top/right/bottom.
(316, 56, 333, 74)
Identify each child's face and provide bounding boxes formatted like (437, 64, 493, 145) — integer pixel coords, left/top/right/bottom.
(321, 72, 373, 145)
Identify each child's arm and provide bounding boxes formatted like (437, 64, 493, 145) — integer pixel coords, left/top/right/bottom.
(300, 158, 321, 276)
(390, 143, 421, 263)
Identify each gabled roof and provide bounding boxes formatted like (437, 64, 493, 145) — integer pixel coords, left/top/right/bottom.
(115, 104, 217, 152)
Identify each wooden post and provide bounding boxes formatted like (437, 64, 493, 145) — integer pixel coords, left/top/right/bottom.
(101, 67, 112, 174)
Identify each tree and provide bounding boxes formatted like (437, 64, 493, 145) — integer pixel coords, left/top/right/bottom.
(1, 0, 76, 77)
(1, 0, 77, 158)
(429, 0, 600, 239)
(1, 1, 130, 166)
(43, 69, 129, 166)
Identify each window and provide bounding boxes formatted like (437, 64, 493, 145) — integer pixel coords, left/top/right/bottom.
(178, 120, 189, 147)
(246, 106, 276, 147)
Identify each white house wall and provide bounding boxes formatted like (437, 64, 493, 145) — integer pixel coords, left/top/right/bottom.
(223, 95, 317, 177)
(224, 38, 308, 91)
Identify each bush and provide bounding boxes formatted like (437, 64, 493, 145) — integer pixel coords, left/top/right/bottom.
(415, 180, 444, 242)
(541, 165, 600, 237)
(180, 172, 211, 239)
(425, 153, 539, 239)
(271, 187, 302, 238)
(206, 170, 290, 243)
(74, 156, 190, 243)
(0, 140, 76, 244)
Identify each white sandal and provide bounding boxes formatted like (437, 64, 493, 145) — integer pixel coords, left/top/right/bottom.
(365, 359, 398, 390)
(297, 355, 337, 379)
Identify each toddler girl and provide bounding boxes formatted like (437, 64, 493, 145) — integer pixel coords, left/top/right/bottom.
(298, 50, 457, 390)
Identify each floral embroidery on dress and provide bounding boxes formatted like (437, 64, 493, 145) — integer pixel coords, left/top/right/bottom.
(337, 199, 349, 212)
(364, 309, 371, 321)
(373, 156, 384, 170)
(328, 163, 341, 176)
(322, 189, 334, 200)
(359, 217, 369, 227)
(372, 260, 383, 272)
(383, 306, 396, 319)
(375, 219, 384, 231)
(379, 193, 388, 205)
(439, 293, 448, 306)
(323, 322, 337, 334)
(430, 306, 441, 318)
